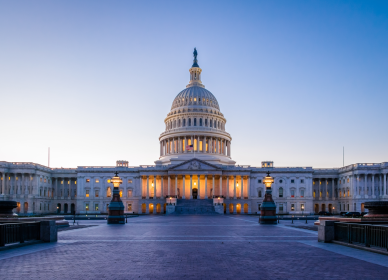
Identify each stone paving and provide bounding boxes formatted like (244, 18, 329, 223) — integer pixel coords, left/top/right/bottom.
(1, 215, 388, 279)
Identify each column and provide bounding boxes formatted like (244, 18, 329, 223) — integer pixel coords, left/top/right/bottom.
(198, 175, 201, 199)
(219, 176, 222, 197)
(146, 176, 149, 199)
(379, 174, 382, 196)
(21, 174, 24, 195)
(184, 137, 187, 153)
(197, 136, 200, 152)
(233, 176, 236, 199)
(209, 137, 212, 153)
(212, 175, 215, 198)
(183, 176, 186, 199)
(160, 175, 164, 198)
(1, 173, 5, 194)
(226, 176, 229, 199)
(332, 178, 335, 199)
(229, 141, 232, 157)
(69, 178, 71, 198)
(190, 175, 193, 199)
(175, 176, 178, 198)
(160, 141, 162, 157)
(241, 176, 244, 199)
(247, 176, 251, 198)
(191, 136, 194, 152)
(168, 176, 171, 196)
(324, 179, 327, 199)
(205, 175, 208, 199)
(204, 136, 207, 153)
(384, 173, 387, 196)
(318, 179, 321, 199)
(140, 176, 143, 198)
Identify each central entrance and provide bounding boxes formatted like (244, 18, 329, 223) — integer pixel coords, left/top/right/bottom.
(192, 188, 198, 199)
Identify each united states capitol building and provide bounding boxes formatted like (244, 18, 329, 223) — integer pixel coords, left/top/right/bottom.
(1, 50, 387, 216)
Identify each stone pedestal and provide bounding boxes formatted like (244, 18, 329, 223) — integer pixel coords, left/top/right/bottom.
(260, 191, 277, 224)
(166, 205, 175, 214)
(318, 220, 335, 243)
(40, 220, 57, 242)
(108, 187, 125, 224)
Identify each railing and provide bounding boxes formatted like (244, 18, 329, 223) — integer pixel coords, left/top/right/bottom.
(0, 222, 41, 247)
(334, 223, 388, 251)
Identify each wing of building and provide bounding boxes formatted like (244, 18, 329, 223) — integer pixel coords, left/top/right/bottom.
(1, 50, 388, 215)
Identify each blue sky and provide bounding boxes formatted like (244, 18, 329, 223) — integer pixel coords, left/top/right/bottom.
(1, 0, 387, 168)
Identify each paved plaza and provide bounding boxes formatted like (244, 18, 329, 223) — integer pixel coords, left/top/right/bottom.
(1, 216, 388, 279)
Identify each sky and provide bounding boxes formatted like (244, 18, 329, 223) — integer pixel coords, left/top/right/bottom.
(1, 0, 387, 168)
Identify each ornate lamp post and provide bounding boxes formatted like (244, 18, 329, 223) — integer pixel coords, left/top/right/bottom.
(259, 171, 277, 224)
(107, 172, 125, 224)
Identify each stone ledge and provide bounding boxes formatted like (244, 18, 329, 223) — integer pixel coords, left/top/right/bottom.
(332, 240, 388, 256)
(0, 240, 43, 252)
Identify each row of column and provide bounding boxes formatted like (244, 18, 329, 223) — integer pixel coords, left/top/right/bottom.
(141, 175, 249, 199)
(0, 172, 38, 196)
(160, 136, 231, 157)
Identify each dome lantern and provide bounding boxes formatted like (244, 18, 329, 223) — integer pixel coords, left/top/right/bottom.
(187, 48, 205, 88)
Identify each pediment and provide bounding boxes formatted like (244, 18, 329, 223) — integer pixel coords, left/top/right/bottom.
(168, 158, 220, 171)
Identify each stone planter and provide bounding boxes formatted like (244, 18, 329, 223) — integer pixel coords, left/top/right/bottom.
(364, 201, 388, 218)
(0, 201, 18, 217)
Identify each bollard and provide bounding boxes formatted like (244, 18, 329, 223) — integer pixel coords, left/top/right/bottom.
(278, 216, 279, 223)
(292, 217, 293, 224)
(305, 216, 308, 224)
(126, 214, 128, 223)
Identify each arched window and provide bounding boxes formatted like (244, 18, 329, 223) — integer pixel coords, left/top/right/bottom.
(173, 120, 176, 128)
(200, 119, 202, 126)
(205, 119, 208, 126)
(178, 119, 181, 127)
(183, 119, 186, 127)
(210, 119, 213, 127)
(107, 187, 112, 198)
(279, 187, 283, 198)
(258, 190, 262, 197)
(188, 118, 191, 126)
(194, 118, 197, 126)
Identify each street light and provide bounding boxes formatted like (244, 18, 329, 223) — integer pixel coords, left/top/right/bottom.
(107, 172, 125, 224)
(259, 171, 277, 224)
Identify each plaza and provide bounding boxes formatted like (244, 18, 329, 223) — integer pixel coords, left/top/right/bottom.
(1, 215, 388, 279)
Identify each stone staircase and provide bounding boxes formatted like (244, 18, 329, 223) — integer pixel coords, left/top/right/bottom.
(174, 199, 218, 215)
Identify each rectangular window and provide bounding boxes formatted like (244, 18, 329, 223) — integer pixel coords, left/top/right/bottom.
(301, 204, 305, 211)
(300, 179, 304, 183)
(120, 190, 123, 197)
(44, 179, 47, 183)
(354, 203, 356, 211)
(86, 179, 90, 183)
(300, 190, 304, 197)
(279, 204, 284, 212)
(291, 190, 295, 197)
(75, 181, 77, 185)
(40, 189, 42, 196)
(291, 179, 295, 183)
(258, 179, 262, 183)
(95, 204, 99, 211)
(40, 178, 42, 182)
(258, 204, 261, 211)
(127, 204, 132, 211)
(61, 180, 63, 184)
(95, 179, 99, 183)
(40, 203, 42, 210)
(347, 204, 349, 211)
(95, 190, 99, 197)
(68, 180, 70, 184)
(86, 190, 90, 197)
(291, 204, 295, 211)
(128, 190, 133, 197)
(85, 204, 89, 211)
(44, 190, 46, 197)
(16, 177, 19, 180)
(128, 179, 133, 184)
(60, 190, 63, 197)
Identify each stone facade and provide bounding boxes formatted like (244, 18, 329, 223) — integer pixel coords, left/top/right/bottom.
(1, 51, 387, 215)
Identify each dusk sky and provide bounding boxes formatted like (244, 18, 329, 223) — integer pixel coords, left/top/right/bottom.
(1, 0, 387, 168)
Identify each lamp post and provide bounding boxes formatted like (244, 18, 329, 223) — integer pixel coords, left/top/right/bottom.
(259, 171, 277, 224)
(107, 172, 125, 224)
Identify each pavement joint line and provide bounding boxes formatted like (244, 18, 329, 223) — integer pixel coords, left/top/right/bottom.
(226, 216, 259, 223)
(299, 240, 388, 268)
(59, 239, 312, 242)
(59, 235, 316, 237)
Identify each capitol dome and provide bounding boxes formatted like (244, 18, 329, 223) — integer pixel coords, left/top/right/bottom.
(156, 49, 235, 166)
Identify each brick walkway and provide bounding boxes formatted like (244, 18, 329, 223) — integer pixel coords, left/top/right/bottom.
(1, 215, 388, 279)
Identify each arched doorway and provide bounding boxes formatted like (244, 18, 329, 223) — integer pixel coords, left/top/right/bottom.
(64, 203, 68, 214)
(156, 203, 161, 214)
(223, 203, 226, 213)
(192, 188, 198, 199)
(141, 203, 146, 214)
(57, 203, 61, 213)
(163, 203, 166, 214)
(236, 203, 241, 214)
(16, 202, 21, 213)
(149, 203, 154, 213)
(24, 202, 28, 214)
(321, 204, 325, 212)
(229, 203, 234, 214)
(71, 203, 75, 214)
(328, 204, 332, 213)
(243, 203, 248, 214)
(314, 204, 319, 214)
(361, 203, 365, 212)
